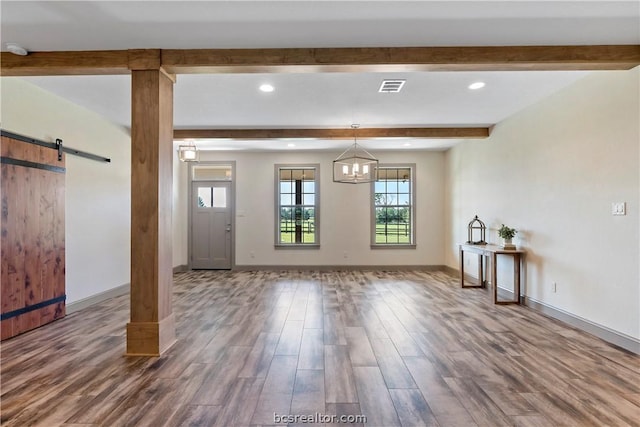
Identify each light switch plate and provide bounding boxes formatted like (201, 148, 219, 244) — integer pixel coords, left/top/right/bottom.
(612, 202, 626, 216)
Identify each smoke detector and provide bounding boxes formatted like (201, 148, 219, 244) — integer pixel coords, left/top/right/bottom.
(6, 43, 29, 56)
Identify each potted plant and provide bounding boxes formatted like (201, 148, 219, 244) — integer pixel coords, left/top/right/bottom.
(497, 224, 517, 249)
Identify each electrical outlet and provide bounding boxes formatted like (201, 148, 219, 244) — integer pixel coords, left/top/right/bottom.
(249, 251, 255, 258)
(343, 251, 349, 259)
(612, 202, 626, 216)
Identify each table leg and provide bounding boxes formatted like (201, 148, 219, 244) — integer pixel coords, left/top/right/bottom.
(461, 248, 483, 288)
(459, 246, 464, 288)
(514, 253, 521, 304)
(492, 253, 498, 304)
(477, 254, 484, 287)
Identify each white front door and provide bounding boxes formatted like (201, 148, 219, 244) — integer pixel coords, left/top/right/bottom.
(191, 181, 232, 269)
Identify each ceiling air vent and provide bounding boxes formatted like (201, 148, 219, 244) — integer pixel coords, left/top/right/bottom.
(378, 79, 406, 93)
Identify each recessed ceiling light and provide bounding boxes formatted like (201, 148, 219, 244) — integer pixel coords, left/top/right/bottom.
(468, 82, 486, 90)
(403, 143, 412, 147)
(287, 143, 295, 147)
(259, 84, 275, 93)
(5, 43, 28, 56)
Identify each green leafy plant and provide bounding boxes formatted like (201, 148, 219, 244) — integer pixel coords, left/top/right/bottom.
(498, 224, 517, 239)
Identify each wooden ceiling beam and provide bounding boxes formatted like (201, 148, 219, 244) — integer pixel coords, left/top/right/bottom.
(173, 127, 490, 140)
(1, 45, 638, 76)
(162, 45, 640, 73)
(0, 49, 175, 76)
(0, 50, 131, 76)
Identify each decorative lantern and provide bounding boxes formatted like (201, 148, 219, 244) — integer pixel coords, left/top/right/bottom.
(467, 215, 487, 245)
(178, 140, 199, 162)
(333, 124, 378, 184)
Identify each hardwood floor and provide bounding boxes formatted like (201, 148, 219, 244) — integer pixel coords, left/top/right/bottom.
(1, 270, 638, 426)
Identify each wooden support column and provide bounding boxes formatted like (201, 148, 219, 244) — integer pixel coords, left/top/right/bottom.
(126, 50, 176, 356)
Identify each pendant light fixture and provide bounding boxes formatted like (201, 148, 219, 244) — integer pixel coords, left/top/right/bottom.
(178, 140, 199, 162)
(333, 124, 378, 184)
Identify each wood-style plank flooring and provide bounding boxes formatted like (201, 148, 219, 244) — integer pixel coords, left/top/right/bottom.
(1, 270, 639, 426)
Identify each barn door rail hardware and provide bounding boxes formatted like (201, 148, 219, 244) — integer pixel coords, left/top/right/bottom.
(1, 129, 111, 163)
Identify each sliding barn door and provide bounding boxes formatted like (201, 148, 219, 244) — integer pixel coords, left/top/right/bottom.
(1, 134, 66, 340)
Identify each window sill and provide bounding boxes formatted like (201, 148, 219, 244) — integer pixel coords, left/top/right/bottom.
(275, 244, 320, 250)
(370, 244, 417, 250)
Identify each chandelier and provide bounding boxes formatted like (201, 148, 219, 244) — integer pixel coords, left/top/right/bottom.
(333, 125, 378, 184)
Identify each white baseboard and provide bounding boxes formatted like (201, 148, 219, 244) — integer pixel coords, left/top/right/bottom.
(523, 295, 640, 354)
(444, 266, 639, 354)
(67, 265, 187, 313)
(173, 264, 188, 273)
(66, 283, 130, 314)
(492, 284, 639, 354)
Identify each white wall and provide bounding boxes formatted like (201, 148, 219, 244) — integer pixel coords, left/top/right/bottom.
(185, 150, 446, 266)
(444, 68, 639, 340)
(1, 78, 131, 304)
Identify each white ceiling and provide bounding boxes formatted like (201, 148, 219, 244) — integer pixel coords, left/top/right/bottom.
(2, 1, 638, 151)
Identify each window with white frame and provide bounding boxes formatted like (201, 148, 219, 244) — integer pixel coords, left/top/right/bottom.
(372, 165, 415, 247)
(276, 165, 320, 247)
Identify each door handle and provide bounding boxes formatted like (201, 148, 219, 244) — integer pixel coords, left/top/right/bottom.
(226, 226, 232, 232)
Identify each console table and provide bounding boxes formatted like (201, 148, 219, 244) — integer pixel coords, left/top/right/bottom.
(459, 243, 525, 304)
